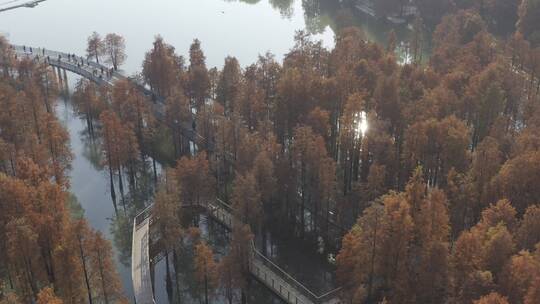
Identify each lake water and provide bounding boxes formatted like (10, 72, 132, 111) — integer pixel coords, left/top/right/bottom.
(0, 0, 423, 71)
(1, 0, 418, 301)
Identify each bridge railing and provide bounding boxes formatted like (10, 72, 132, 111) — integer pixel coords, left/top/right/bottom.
(135, 204, 154, 227)
(249, 240, 341, 304)
(135, 198, 340, 304)
(204, 198, 341, 304)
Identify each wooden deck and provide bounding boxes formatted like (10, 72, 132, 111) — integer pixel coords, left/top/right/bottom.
(132, 206, 155, 304)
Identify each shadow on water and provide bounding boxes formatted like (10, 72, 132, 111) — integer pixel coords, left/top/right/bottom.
(256, 226, 336, 294)
(152, 213, 287, 304)
(151, 209, 336, 304)
(56, 93, 136, 298)
(56, 76, 161, 299)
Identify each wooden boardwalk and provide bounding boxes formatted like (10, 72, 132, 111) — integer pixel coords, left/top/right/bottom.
(132, 218, 155, 304)
(132, 206, 156, 304)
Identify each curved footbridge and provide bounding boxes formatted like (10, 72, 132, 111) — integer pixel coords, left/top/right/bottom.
(11, 45, 209, 150)
(13, 44, 342, 304)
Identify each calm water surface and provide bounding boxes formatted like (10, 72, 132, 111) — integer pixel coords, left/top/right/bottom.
(56, 95, 136, 298)
(2, 0, 419, 301)
(0, 0, 337, 72)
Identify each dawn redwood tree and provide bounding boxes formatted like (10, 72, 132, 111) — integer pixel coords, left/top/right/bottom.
(477, 200, 517, 233)
(165, 88, 192, 157)
(232, 172, 262, 230)
(42, 113, 72, 188)
(227, 223, 253, 304)
(187, 39, 210, 109)
(110, 79, 154, 176)
(216, 56, 241, 115)
(72, 220, 94, 304)
(236, 65, 266, 130)
(338, 93, 365, 194)
(194, 242, 218, 304)
(492, 151, 540, 213)
(525, 276, 540, 304)
(88, 232, 125, 304)
(403, 115, 470, 187)
(198, 101, 224, 152)
(153, 173, 182, 292)
(336, 192, 414, 303)
(103, 33, 126, 71)
(516, 205, 540, 250)
(473, 292, 509, 304)
(499, 250, 540, 303)
(54, 224, 86, 303)
(414, 189, 450, 303)
(255, 52, 281, 122)
(174, 152, 214, 206)
(86, 32, 104, 64)
(218, 254, 242, 304)
(100, 110, 139, 211)
(251, 150, 277, 207)
(142, 36, 183, 98)
(291, 126, 334, 237)
(36, 287, 62, 304)
(73, 79, 105, 136)
(5, 217, 41, 301)
(335, 223, 364, 302)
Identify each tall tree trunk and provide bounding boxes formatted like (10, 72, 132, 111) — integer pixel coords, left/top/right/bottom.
(153, 157, 158, 185)
(173, 249, 181, 303)
(78, 238, 93, 304)
(97, 249, 109, 304)
(118, 165, 126, 211)
(165, 251, 173, 303)
(204, 274, 209, 304)
(367, 212, 379, 301)
(108, 165, 118, 215)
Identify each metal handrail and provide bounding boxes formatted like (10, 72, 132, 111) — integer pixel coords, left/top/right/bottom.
(249, 239, 341, 303)
(135, 203, 154, 227)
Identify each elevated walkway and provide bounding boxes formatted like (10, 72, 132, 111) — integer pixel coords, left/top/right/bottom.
(132, 205, 155, 304)
(136, 200, 342, 304)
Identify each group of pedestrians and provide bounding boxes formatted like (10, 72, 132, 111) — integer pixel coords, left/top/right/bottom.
(20, 44, 116, 81)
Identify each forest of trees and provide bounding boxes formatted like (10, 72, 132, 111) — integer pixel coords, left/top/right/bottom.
(138, 6, 540, 303)
(0, 38, 126, 303)
(2, 1, 540, 303)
